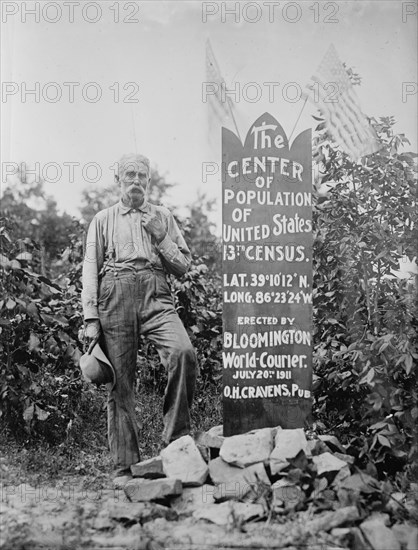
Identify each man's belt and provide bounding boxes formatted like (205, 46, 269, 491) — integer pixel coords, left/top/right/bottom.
(101, 263, 165, 277)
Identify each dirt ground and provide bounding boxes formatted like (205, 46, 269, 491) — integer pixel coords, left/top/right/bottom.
(1, 460, 348, 550)
(2, 442, 417, 550)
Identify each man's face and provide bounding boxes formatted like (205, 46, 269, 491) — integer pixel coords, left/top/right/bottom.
(118, 162, 150, 208)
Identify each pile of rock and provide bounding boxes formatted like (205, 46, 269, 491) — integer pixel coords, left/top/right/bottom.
(116, 425, 417, 549)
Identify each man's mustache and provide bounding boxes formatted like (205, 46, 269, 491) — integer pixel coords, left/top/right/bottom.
(127, 185, 144, 193)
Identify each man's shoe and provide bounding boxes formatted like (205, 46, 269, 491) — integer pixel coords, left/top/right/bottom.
(113, 474, 132, 489)
(112, 467, 132, 489)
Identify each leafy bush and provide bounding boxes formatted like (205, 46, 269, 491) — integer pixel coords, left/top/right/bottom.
(0, 216, 92, 443)
(312, 115, 418, 477)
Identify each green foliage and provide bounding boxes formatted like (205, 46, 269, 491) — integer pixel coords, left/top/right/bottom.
(0, 216, 90, 443)
(312, 115, 418, 477)
(1, 172, 75, 277)
(181, 192, 221, 272)
(171, 262, 223, 388)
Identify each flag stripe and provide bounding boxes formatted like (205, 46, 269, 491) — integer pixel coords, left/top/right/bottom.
(305, 44, 380, 160)
(206, 40, 234, 124)
(312, 75, 367, 151)
(205, 39, 239, 151)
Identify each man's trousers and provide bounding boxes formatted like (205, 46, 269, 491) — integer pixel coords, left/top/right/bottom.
(97, 268, 196, 470)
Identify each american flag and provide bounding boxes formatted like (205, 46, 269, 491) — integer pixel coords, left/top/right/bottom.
(205, 39, 239, 147)
(305, 44, 380, 161)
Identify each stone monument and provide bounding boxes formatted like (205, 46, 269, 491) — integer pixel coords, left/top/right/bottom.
(222, 113, 312, 435)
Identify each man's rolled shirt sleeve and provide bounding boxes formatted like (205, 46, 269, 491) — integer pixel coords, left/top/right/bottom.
(156, 212, 192, 277)
(82, 216, 105, 320)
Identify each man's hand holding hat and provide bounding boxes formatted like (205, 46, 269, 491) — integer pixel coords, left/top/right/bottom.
(79, 342, 115, 386)
(80, 320, 115, 387)
(84, 319, 101, 354)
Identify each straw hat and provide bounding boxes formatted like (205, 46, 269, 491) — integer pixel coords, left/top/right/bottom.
(80, 344, 115, 386)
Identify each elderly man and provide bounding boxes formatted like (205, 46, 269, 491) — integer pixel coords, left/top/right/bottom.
(82, 153, 196, 480)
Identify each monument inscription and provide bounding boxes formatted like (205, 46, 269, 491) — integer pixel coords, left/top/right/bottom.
(222, 113, 312, 436)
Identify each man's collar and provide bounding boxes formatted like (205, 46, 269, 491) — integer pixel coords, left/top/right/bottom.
(119, 199, 149, 215)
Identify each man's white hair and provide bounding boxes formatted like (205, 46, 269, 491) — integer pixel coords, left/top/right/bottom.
(117, 153, 150, 178)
